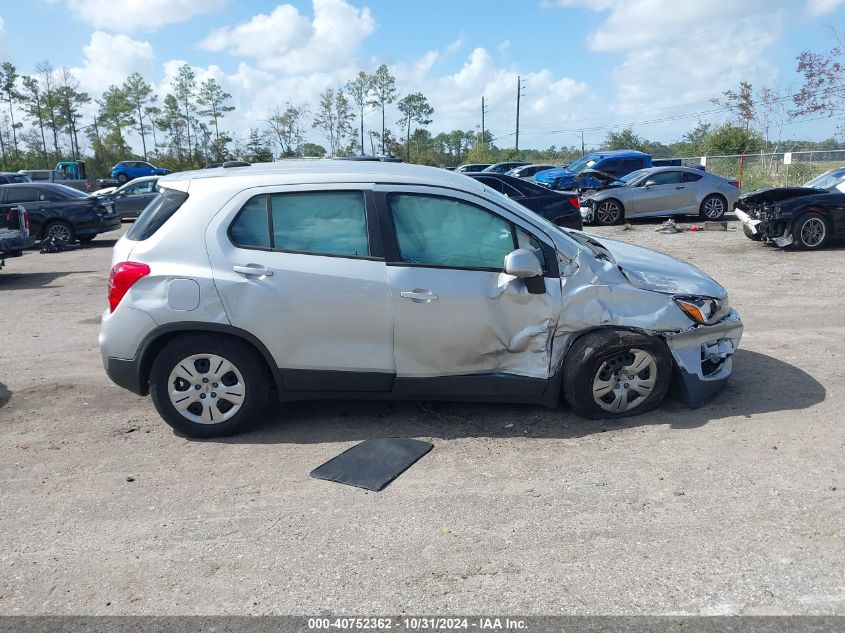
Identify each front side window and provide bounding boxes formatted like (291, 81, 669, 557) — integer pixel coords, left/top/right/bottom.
(645, 171, 682, 186)
(389, 194, 514, 270)
(229, 191, 369, 257)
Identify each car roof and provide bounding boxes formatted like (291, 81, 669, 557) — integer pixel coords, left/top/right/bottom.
(636, 165, 710, 174)
(586, 150, 650, 158)
(0, 182, 87, 193)
(158, 159, 491, 194)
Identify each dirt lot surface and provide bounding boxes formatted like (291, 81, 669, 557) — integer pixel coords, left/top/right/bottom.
(0, 221, 842, 615)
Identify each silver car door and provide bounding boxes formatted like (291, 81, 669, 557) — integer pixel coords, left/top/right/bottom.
(376, 185, 562, 383)
(206, 184, 395, 388)
(629, 170, 687, 216)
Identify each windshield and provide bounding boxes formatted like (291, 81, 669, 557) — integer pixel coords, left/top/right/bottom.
(804, 169, 845, 190)
(565, 155, 598, 174)
(621, 169, 650, 185)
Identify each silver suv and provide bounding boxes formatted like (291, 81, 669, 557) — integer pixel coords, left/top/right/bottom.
(99, 161, 743, 437)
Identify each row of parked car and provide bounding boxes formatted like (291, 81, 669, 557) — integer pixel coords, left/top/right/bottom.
(453, 150, 741, 226)
(0, 167, 165, 270)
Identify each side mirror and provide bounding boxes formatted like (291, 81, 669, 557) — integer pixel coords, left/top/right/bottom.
(643, 180, 657, 188)
(504, 249, 545, 294)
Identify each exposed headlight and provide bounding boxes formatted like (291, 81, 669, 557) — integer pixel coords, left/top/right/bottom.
(674, 296, 731, 325)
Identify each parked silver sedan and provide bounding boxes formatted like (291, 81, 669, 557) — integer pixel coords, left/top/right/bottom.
(581, 167, 740, 225)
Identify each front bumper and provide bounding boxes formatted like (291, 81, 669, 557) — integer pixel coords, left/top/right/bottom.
(735, 208, 793, 247)
(664, 309, 743, 407)
(580, 205, 593, 223)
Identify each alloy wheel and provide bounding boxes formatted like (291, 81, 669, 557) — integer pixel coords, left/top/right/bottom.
(46, 224, 72, 241)
(596, 201, 621, 224)
(799, 217, 826, 247)
(591, 348, 657, 414)
(703, 197, 725, 219)
(167, 353, 246, 424)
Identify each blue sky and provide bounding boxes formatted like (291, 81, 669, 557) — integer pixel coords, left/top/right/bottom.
(1, 0, 844, 152)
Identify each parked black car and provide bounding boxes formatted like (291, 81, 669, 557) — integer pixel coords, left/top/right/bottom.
(454, 163, 492, 173)
(0, 182, 121, 243)
(467, 172, 583, 230)
(0, 172, 31, 184)
(482, 161, 531, 174)
(734, 167, 845, 250)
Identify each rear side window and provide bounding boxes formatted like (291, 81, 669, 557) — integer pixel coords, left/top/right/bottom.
(621, 158, 644, 173)
(5, 187, 38, 203)
(683, 172, 703, 182)
(126, 188, 189, 241)
(229, 191, 369, 257)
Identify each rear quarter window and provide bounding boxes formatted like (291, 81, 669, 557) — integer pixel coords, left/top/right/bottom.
(126, 188, 189, 241)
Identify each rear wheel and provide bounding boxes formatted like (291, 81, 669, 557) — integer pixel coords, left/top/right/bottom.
(594, 199, 624, 226)
(562, 330, 673, 420)
(116, 173, 129, 184)
(149, 334, 270, 438)
(792, 211, 829, 250)
(699, 194, 727, 220)
(42, 220, 75, 243)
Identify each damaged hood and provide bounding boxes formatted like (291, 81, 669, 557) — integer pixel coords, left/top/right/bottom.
(736, 187, 826, 209)
(575, 169, 625, 191)
(588, 236, 727, 298)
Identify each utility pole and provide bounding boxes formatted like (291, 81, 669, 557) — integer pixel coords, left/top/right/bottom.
(515, 76, 525, 158)
(580, 130, 585, 154)
(481, 96, 488, 149)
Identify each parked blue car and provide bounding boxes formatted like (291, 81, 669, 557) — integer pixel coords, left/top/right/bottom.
(111, 161, 171, 184)
(534, 150, 652, 190)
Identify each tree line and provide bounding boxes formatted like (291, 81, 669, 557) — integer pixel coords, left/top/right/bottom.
(0, 35, 843, 177)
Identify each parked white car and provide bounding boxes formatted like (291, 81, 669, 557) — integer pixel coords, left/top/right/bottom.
(100, 161, 742, 437)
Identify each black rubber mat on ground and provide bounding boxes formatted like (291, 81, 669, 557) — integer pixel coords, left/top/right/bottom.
(310, 438, 433, 491)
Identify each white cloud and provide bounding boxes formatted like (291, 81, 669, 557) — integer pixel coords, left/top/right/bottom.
(446, 34, 464, 54)
(200, 0, 376, 74)
(55, 0, 226, 32)
(547, 0, 784, 138)
(70, 31, 155, 93)
(497, 40, 511, 53)
(808, 0, 845, 15)
(0, 17, 6, 57)
(393, 47, 592, 147)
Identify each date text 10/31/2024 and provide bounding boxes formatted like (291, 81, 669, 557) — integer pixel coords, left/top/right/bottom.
(307, 617, 528, 630)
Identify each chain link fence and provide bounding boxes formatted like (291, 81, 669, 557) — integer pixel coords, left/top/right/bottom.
(669, 150, 845, 191)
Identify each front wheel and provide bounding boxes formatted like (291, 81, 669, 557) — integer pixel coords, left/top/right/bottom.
(594, 199, 624, 225)
(116, 173, 129, 184)
(149, 335, 270, 438)
(700, 194, 727, 220)
(562, 330, 673, 420)
(792, 211, 829, 250)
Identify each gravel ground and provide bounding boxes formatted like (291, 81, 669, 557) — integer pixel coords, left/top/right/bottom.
(0, 220, 842, 615)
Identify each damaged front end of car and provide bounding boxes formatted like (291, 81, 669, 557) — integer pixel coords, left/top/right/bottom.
(548, 232, 743, 408)
(734, 187, 825, 247)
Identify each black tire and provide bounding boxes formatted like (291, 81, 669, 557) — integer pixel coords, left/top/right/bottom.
(42, 220, 76, 243)
(78, 235, 96, 243)
(593, 199, 624, 226)
(562, 329, 673, 420)
(116, 173, 129, 184)
(742, 224, 762, 241)
(149, 334, 270, 438)
(791, 211, 830, 250)
(699, 194, 727, 220)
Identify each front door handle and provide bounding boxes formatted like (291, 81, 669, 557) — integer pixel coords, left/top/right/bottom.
(400, 289, 438, 302)
(675, 186, 686, 190)
(233, 264, 273, 277)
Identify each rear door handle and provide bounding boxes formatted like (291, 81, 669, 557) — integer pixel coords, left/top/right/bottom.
(400, 289, 438, 302)
(233, 264, 273, 277)
(675, 186, 686, 190)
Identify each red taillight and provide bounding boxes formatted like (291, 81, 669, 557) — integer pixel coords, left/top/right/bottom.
(22, 210, 29, 233)
(567, 195, 580, 210)
(728, 180, 740, 188)
(108, 262, 150, 312)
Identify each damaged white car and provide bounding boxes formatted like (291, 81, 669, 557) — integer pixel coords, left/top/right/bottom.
(99, 161, 743, 437)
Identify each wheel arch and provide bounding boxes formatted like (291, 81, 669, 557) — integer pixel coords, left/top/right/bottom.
(135, 322, 284, 396)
